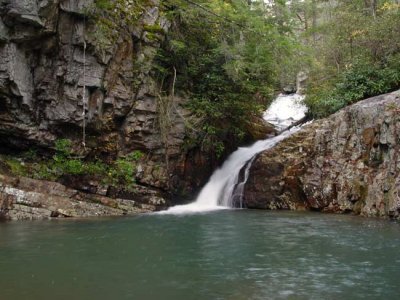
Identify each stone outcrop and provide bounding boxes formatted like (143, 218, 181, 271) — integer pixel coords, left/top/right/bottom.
(0, 174, 164, 220)
(0, 0, 242, 206)
(244, 90, 400, 219)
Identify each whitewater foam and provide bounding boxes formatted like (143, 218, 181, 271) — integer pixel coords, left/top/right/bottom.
(161, 93, 307, 215)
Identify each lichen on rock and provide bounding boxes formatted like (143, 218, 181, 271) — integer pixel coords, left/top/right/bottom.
(244, 90, 400, 219)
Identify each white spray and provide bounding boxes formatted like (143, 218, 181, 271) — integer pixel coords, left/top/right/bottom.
(161, 93, 306, 214)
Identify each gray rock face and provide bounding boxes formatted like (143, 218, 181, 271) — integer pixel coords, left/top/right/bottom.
(0, 0, 221, 201)
(0, 174, 160, 220)
(60, 0, 93, 15)
(244, 90, 400, 219)
(296, 71, 307, 95)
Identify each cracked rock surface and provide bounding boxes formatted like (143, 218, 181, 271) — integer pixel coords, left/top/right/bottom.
(0, 0, 228, 217)
(244, 90, 400, 219)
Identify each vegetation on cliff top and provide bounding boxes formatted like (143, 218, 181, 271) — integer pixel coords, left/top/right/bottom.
(295, 0, 400, 117)
(83, 0, 400, 162)
(154, 0, 303, 156)
(153, 0, 400, 144)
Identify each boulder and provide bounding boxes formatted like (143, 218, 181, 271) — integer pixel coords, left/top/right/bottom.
(0, 174, 164, 220)
(244, 90, 400, 219)
(296, 71, 308, 95)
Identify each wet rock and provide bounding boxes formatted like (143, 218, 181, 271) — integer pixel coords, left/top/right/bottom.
(245, 115, 276, 141)
(296, 71, 308, 95)
(283, 85, 296, 94)
(0, 0, 223, 203)
(0, 174, 158, 220)
(244, 90, 400, 219)
(0, 19, 8, 41)
(60, 0, 93, 15)
(4, 0, 44, 27)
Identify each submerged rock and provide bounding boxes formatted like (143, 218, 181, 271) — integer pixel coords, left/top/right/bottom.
(244, 90, 400, 219)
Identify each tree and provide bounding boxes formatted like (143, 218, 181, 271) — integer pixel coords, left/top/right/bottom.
(156, 0, 302, 155)
(302, 0, 400, 117)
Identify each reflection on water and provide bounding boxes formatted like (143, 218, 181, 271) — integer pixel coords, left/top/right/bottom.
(0, 211, 399, 300)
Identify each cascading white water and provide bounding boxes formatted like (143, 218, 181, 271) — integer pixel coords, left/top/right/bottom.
(231, 155, 256, 208)
(161, 93, 307, 214)
(263, 93, 306, 131)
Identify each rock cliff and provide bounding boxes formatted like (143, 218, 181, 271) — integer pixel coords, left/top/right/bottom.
(244, 90, 400, 219)
(0, 0, 234, 221)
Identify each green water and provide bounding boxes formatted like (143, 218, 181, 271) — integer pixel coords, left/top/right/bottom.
(0, 210, 399, 300)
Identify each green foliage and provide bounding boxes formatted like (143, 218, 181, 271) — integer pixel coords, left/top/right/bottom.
(51, 139, 82, 176)
(94, 0, 113, 10)
(126, 150, 144, 161)
(297, 0, 400, 117)
(157, 0, 300, 155)
(305, 58, 400, 118)
(2, 139, 144, 190)
(4, 157, 27, 177)
(143, 24, 164, 34)
(54, 139, 72, 157)
(92, 0, 147, 25)
(49, 144, 144, 188)
(108, 157, 136, 187)
(61, 159, 85, 175)
(102, 151, 144, 189)
(84, 161, 108, 175)
(88, 0, 150, 54)
(31, 163, 56, 181)
(22, 149, 38, 161)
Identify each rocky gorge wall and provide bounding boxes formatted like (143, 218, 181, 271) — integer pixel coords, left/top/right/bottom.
(244, 90, 400, 219)
(0, 0, 229, 220)
(3, 1, 396, 221)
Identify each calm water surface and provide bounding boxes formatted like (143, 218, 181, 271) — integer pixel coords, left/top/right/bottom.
(0, 210, 399, 300)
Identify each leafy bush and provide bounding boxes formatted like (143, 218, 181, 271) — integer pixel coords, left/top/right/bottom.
(4, 157, 27, 177)
(109, 158, 135, 186)
(2, 139, 145, 191)
(126, 150, 144, 161)
(305, 58, 400, 118)
(62, 159, 85, 175)
(300, 0, 400, 118)
(88, 0, 150, 54)
(31, 163, 56, 181)
(54, 139, 72, 157)
(107, 150, 144, 187)
(51, 139, 83, 176)
(85, 161, 108, 175)
(155, 0, 299, 156)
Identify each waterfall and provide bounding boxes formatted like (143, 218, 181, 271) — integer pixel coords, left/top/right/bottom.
(161, 93, 306, 214)
(231, 156, 256, 208)
(263, 93, 307, 131)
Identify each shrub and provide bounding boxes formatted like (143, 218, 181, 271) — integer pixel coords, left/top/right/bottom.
(54, 139, 72, 157)
(305, 58, 400, 118)
(1, 139, 144, 192)
(106, 151, 144, 187)
(4, 157, 27, 177)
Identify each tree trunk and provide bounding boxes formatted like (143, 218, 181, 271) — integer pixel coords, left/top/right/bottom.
(371, 0, 377, 19)
(311, 0, 317, 44)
